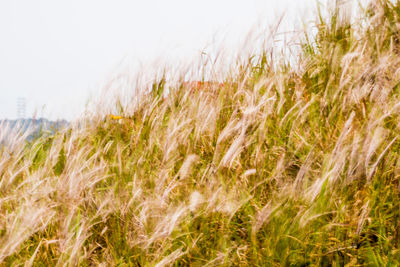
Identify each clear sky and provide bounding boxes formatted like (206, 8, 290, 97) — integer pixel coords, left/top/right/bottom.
(0, 0, 325, 120)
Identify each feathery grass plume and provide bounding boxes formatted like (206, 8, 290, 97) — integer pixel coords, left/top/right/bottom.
(3, 0, 400, 265)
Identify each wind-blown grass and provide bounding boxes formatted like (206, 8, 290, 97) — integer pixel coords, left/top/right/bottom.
(1, 0, 400, 265)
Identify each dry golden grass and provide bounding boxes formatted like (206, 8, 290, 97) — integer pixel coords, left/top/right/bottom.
(1, 0, 400, 265)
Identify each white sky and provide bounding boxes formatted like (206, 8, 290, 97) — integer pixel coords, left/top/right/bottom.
(0, 0, 324, 120)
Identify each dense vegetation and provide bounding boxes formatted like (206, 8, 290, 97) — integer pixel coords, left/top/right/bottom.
(1, 1, 400, 265)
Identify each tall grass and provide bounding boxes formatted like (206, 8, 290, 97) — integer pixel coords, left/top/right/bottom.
(2, 0, 400, 265)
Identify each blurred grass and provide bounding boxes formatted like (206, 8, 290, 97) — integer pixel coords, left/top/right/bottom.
(2, 0, 400, 265)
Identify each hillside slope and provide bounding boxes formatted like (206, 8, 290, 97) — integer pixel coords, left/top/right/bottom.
(1, 1, 400, 265)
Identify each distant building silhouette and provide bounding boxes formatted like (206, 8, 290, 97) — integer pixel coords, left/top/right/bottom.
(17, 97, 26, 119)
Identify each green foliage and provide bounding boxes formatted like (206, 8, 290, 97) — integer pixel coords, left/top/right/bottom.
(3, 1, 400, 265)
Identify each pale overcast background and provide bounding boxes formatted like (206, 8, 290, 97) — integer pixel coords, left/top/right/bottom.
(0, 0, 332, 120)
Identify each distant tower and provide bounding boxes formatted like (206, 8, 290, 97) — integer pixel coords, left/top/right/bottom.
(17, 97, 26, 119)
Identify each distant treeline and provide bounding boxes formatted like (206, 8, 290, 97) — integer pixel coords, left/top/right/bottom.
(0, 118, 69, 142)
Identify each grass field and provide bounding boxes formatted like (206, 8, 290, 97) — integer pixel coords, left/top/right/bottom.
(2, 0, 400, 265)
